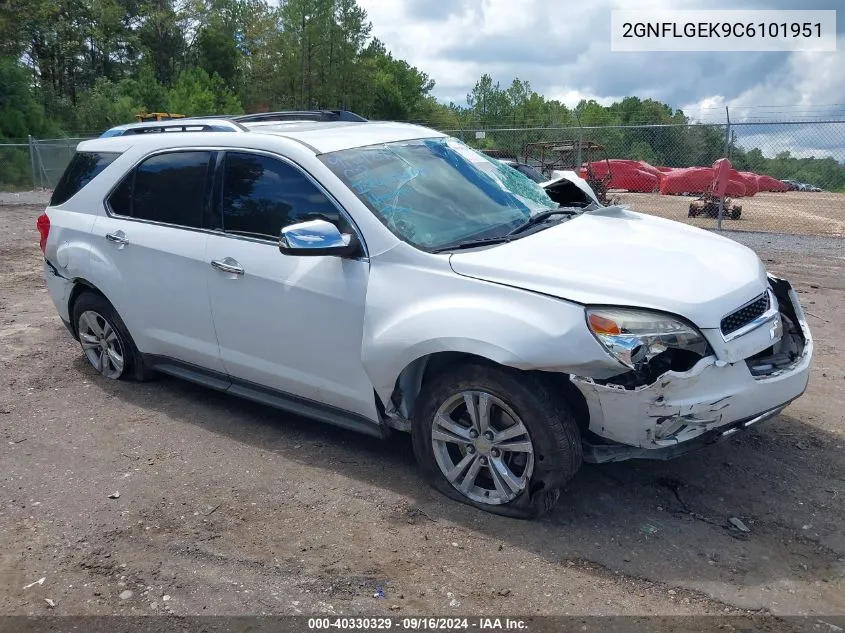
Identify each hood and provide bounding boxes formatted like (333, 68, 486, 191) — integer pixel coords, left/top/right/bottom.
(541, 170, 599, 205)
(448, 206, 767, 329)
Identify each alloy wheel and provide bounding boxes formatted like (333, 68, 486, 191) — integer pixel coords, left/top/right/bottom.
(78, 310, 125, 379)
(431, 390, 535, 505)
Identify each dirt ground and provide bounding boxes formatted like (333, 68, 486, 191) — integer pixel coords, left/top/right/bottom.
(1, 201, 844, 619)
(616, 191, 845, 237)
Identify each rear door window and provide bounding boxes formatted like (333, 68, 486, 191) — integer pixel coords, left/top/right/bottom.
(107, 151, 213, 229)
(50, 152, 120, 206)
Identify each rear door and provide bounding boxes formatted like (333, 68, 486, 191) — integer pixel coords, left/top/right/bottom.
(91, 150, 225, 373)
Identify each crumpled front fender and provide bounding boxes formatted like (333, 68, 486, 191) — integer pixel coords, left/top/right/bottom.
(361, 248, 622, 407)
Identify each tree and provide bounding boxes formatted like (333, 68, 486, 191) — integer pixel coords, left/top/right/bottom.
(1, 0, 842, 194)
(167, 67, 242, 115)
(73, 77, 139, 131)
(0, 57, 59, 188)
(196, 19, 240, 89)
(138, 0, 186, 86)
(466, 74, 508, 125)
(0, 58, 55, 139)
(122, 64, 170, 113)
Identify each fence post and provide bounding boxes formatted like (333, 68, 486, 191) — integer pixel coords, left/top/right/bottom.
(717, 106, 731, 231)
(576, 129, 584, 171)
(28, 135, 37, 189)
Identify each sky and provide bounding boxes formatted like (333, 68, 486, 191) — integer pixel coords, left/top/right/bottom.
(356, 0, 844, 124)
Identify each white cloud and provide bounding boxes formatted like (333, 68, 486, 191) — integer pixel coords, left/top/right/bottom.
(359, 0, 844, 119)
(546, 88, 623, 109)
(683, 35, 845, 122)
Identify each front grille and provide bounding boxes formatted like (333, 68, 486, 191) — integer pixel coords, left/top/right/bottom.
(721, 292, 770, 336)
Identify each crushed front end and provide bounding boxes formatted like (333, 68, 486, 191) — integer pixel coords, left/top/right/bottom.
(572, 275, 812, 463)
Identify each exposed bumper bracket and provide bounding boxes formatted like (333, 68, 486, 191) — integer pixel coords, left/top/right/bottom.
(582, 401, 792, 464)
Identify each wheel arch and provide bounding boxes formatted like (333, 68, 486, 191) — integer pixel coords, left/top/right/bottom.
(386, 350, 590, 435)
(67, 278, 110, 337)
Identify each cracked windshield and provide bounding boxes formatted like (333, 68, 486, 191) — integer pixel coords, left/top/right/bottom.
(321, 138, 558, 250)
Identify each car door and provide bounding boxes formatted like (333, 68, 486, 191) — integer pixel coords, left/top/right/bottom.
(92, 150, 225, 373)
(205, 150, 378, 421)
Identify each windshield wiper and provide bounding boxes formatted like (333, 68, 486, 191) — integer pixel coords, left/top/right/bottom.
(431, 208, 581, 252)
(506, 208, 579, 237)
(431, 236, 514, 253)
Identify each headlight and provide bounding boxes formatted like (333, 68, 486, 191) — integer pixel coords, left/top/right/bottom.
(586, 308, 710, 370)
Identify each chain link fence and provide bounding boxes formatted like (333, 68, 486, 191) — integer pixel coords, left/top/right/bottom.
(446, 120, 845, 238)
(2, 121, 844, 238)
(0, 140, 36, 191)
(30, 137, 91, 189)
(0, 136, 92, 191)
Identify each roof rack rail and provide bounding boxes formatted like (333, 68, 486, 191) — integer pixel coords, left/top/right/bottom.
(100, 119, 246, 138)
(233, 110, 367, 124)
(99, 109, 367, 138)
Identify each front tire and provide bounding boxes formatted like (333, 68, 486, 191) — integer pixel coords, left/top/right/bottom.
(412, 362, 582, 518)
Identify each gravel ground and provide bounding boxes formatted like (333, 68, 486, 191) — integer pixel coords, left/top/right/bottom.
(0, 190, 51, 207)
(616, 191, 845, 238)
(1, 203, 844, 619)
(711, 230, 845, 260)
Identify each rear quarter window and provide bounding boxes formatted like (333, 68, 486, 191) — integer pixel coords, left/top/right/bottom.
(50, 152, 120, 206)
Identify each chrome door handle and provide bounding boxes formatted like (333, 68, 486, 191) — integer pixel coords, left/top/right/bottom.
(105, 231, 129, 246)
(211, 258, 245, 275)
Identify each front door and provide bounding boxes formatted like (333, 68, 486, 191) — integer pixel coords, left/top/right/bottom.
(205, 151, 378, 421)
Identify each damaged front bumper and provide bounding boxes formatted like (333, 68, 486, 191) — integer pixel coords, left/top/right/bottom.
(571, 277, 812, 464)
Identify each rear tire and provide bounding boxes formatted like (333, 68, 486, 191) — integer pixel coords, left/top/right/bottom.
(71, 291, 154, 381)
(412, 361, 582, 518)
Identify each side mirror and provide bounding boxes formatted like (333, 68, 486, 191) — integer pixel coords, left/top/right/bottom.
(279, 219, 361, 257)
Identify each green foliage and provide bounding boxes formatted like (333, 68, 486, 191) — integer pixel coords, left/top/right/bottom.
(0, 147, 32, 191)
(0, 59, 44, 139)
(168, 68, 243, 116)
(733, 149, 845, 193)
(0, 0, 841, 191)
(454, 76, 844, 191)
(1, 59, 64, 139)
(122, 65, 171, 114)
(138, 0, 185, 86)
(73, 77, 139, 131)
(0, 57, 59, 188)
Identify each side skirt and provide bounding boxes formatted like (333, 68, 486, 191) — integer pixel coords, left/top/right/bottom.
(142, 354, 389, 439)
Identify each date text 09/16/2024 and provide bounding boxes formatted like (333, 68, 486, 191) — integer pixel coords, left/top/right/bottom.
(307, 617, 528, 630)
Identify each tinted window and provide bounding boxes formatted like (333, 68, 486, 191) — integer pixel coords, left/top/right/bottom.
(221, 152, 346, 239)
(51, 152, 120, 206)
(107, 173, 132, 216)
(130, 151, 211, 227)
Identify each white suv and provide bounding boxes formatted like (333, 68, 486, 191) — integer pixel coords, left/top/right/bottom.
(39, 111, 812, 518)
